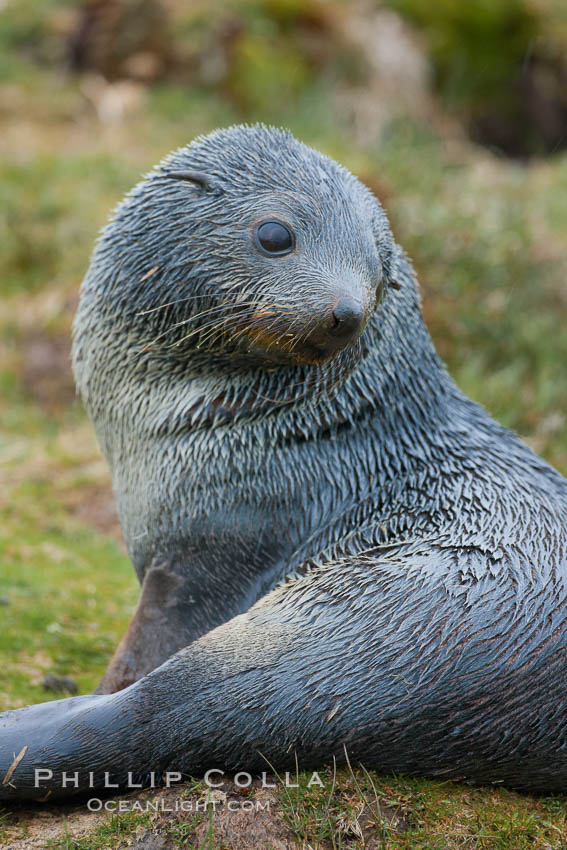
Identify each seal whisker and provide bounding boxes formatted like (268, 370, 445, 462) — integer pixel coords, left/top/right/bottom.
(137, 295, 215, 316)
(192, 313, 262, 349)
(170, 305, 272, 349)
(142, 301, 261, 351)
(201, 308, 284, 351)
(203, 303, 291, 350)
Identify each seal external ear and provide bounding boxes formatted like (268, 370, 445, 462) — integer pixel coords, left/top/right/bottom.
(163, 169, 222, 195)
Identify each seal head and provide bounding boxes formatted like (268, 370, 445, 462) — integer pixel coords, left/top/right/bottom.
(89, 125, 394, 369)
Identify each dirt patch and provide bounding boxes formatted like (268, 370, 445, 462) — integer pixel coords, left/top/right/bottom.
(0, 779, 291, 850)
(20, 330, 76, 414)
(63, 481, 124, 542)
(1, 799, 109, 849)
(193, 785, 289, 850)
(14, 327, 124, 542)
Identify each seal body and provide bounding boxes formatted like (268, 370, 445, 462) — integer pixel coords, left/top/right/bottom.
(1, 125, 567, 800)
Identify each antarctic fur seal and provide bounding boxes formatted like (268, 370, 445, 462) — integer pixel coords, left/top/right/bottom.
(1, 124, 567, 800)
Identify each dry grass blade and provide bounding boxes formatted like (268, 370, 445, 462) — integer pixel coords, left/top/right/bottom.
(2, 745, 28, 785)
(343, 745, 389, 849)
(257, 750, 302, 836)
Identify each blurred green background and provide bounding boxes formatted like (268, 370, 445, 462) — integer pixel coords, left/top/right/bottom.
(1, 1, 567, 846)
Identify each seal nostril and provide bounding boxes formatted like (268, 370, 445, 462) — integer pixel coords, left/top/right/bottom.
(330, 297, 364, 338)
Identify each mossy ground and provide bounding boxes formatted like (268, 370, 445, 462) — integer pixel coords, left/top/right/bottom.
(1, 1, 567, 847)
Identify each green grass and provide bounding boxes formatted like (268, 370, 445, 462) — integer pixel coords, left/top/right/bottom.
(45, 812, 154, 850)
(0, 518, 135, 707)
(372, 118, 567, 469)
(275, 768, 567, 849)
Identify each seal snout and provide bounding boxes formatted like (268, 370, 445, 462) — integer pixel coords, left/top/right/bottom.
(244, 292, 368, 365)
(330, 296, 365, 339)
(298, 293, 367, 362)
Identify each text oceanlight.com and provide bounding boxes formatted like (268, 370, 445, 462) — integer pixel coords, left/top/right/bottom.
(87, 797, 272, 813)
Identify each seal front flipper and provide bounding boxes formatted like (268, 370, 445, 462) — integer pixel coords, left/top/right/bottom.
(96, 563, 205, 694)
(0, 691, 133, 801)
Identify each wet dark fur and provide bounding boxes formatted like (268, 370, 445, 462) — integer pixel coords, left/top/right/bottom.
(1, 125, 567, 801)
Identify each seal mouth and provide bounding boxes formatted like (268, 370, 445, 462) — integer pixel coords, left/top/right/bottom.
(257, 344, 340, 367)
(236, 295, 370, 366)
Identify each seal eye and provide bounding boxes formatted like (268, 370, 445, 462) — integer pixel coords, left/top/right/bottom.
(255, 220, 294, 256)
